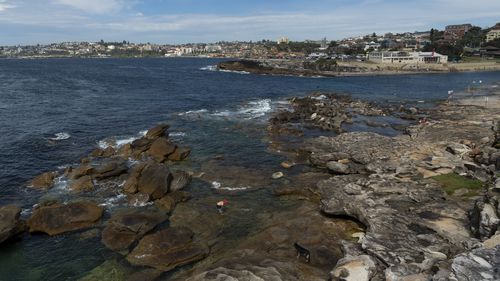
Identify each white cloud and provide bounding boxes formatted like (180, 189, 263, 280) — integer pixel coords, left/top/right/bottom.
(0, 0, 15, 12)
(1, 0, 500, 44)
(53, 0, 127, 14)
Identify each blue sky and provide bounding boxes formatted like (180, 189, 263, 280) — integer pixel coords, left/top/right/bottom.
(0, 0, 499, 45)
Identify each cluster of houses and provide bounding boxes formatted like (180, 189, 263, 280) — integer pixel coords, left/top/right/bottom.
(2, 22, 500, 61)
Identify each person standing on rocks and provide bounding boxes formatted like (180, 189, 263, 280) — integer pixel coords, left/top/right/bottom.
(216, 199, 229, 214)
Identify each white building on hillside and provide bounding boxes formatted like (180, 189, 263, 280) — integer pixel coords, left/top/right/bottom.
(486, 29, 500, 42)
(367, 51, 448, 64)
(174, 47, 193, 56)
(278, 37, 290, 44)
(364, 41, 381, 51)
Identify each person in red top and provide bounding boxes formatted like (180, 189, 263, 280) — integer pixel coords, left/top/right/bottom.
(216, 199, 229, 214)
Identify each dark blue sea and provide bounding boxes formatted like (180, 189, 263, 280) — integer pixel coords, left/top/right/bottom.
(0, 57, 499, 280)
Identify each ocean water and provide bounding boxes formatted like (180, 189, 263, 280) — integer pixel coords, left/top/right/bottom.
(0, 57, 499, 280)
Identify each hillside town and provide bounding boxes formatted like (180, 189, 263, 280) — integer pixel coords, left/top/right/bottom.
(1, 22, 500, 62)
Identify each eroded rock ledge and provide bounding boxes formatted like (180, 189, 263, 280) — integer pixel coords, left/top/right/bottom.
(302, 98, 500, 280)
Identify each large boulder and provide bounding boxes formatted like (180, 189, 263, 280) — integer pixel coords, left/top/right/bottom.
(27, 201, 103, 235)
(147, 137, 177, 162)
(126, 227, 208, 272)
(93, 160, 128, 180)
(330, 255, 377, 281)
(469, 199, 500, 240)
(30, 171, 57, 189)
(131, 138, 154, 155)
(326, 161, 350, 175)
(101, 209, 168, 252)
(70, 175, 94, 192)
(169, 170, 192, 192)
(168, 147, 191, 161)
(0, 205, 25, 244)
(136, 162, 172, 200)
(145, 124, 169, 139)
(123, 162, 147, 194)
(69, 165, 94, 180)
(155, 191, 191, 214)
(450, 246, 500, 281)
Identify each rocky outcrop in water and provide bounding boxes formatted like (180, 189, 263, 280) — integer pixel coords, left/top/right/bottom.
(29, 171, 57, 189)
(27, 201, 103, 235)
(0, 205, 25, 244)
(126, 226, 209, 272)
(101, 209, 168, 253)
(123, 161, 172, 200)
(217, 59, 370, 77)
(268, 93, 386, 135)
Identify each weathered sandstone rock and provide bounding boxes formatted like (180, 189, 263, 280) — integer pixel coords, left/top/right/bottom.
(27, 201, 103, 235)
(126, 227, 208, 272)
(101, 209, 167, 252)
(0, 205, 25, 244)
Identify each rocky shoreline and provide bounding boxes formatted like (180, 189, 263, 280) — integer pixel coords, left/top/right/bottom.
(267, 92, 500, 280)
(217, 59, 500, 78)
(1, 88, 499, 280)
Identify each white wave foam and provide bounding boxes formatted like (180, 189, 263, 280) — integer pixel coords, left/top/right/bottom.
(99, 193, 127, 208)
(200, 65, 217, 71)
(49, 132, 70, 141)
(178, 109, 209, 116)
(212, 99, 272, 119)
(97, 130, 147, 149)
(129, 198, 154, 207)
(312, 94, 327, 100)
(21, 208, 32, 217)
(52, 176, 69, 191)
(240, 99, 272, 118)
(219, 69, 250, 75)
(211, 181, 251, 191)
(200, 65, 250, 74)
(57, 164, 70, 170)
(180, 99, 275, 121)
(169, 132, 187, 138)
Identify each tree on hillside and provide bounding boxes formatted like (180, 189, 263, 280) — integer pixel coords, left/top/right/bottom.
(430, 28, 443, 43)
(328, 41, 339, 48)
(423, 42, 462, 59)
(460, 26, 486, 48)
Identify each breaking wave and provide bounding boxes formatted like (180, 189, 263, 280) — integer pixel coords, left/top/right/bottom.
(199, 65, 217, 71)
(218, 69, 250, 75)
(98, 193, 127, 208)
(179, 98, 285, 121)
(211, 181, 252, 191)
(97, 130, 147, 149)
(49, 132, 70, 141)
(200, 65, 250, 75)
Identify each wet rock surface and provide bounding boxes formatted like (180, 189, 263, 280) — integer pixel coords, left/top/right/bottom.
(268, 93, 387, 135)
(170, 202, 362, 281)
(29, 171, 57, 189)
(27, 201, 104, 235)
(101, 209, 168, 252)
(0, 205, 25, 244)
(126, 226, 209, 272)
(14, 92, 500, 280)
